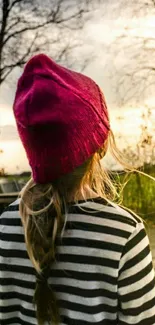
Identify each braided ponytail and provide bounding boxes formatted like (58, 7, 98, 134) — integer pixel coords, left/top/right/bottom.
(20, 180, 64, 325)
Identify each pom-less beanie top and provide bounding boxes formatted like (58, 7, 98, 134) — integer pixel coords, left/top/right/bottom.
(13, 54, 110, 183)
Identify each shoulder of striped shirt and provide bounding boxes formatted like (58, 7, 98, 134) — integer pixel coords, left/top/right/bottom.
(1, 198, 143, 228)
(0, 198, 21, 216)
(74, 200, 142, 225)
(10, 198, 21, 206)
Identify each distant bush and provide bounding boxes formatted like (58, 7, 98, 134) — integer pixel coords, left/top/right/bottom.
(118, 164, 155, 224)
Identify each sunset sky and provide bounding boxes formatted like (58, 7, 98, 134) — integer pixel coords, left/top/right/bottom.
(0, 1, 155, 174)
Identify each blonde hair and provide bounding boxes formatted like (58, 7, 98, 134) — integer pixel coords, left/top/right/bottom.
(19, 129, 146, 325)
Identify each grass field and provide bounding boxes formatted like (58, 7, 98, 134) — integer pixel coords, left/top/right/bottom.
(117, 164, 155, 225)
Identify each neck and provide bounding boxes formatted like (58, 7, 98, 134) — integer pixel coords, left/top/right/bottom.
(68, 186, 98, 203)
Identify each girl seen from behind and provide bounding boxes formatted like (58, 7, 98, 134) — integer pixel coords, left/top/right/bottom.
(0, 54, 155, 325)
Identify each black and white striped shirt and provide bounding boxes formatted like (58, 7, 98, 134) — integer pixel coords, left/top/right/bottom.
(0, 197, 155, 325)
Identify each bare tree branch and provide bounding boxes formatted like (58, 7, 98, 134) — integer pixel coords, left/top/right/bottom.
(3, 19, 54, 46)
(1, 31, 38, 82)
(0, 0, 10, 82)
(9, 0, 22, 11)
(0, 0, 96, 85)
(3, 7, 86, 47)
(56, 9, 85, 24)
(106, 0, 155, 106)
(0, 64, 15, 83)
(5, 16, 21, 33)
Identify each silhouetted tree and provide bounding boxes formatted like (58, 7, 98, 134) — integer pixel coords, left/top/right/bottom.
(0, 0, 95, 85)
(106, 0, 155, 105)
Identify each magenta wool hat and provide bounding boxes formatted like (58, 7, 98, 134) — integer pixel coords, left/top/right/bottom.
(13, 54, 110, 184)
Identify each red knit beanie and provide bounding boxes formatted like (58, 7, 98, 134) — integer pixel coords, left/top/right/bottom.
(13, 54, 110, 184)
